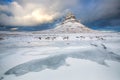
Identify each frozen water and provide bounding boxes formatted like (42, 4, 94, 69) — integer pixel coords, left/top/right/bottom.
(0, 32, 120, 80)
(4, 46, 120, 76)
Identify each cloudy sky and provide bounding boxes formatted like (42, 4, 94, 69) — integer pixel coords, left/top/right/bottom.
(0, 0, 120, 31)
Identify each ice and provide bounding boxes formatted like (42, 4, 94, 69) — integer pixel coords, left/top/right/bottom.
(0, 31, 120, 80)
(4, 46, 120, 76)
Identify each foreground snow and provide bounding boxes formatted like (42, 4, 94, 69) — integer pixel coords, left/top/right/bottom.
(0, 31, 120, 80)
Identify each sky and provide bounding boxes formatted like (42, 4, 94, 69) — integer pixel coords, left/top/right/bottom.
(0, 0, 120, 31)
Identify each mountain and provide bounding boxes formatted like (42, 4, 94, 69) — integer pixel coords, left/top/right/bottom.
(36, 12, 96, 34)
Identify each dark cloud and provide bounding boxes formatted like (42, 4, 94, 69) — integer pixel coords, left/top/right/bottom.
(73, 0, 120, 23)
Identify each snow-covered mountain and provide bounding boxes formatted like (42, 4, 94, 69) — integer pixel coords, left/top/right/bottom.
(37, 13, 95, 34)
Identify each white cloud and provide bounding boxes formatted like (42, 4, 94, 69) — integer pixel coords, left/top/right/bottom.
(0, 0, 78, 26)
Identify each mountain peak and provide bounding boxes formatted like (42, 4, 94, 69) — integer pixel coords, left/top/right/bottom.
(65, 12, 76, 20)
(62, 12, 79, 24)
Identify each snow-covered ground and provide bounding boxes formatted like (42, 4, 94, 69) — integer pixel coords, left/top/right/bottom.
(0, 31, 120, 80)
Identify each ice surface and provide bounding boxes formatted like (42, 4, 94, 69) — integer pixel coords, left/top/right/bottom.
(0, 31, 120, 80)
(4, 47, 120, 76)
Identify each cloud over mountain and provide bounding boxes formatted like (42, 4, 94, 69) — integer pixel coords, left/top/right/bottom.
(0, 0, 120, 27)
(0, 0, 78, 26)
